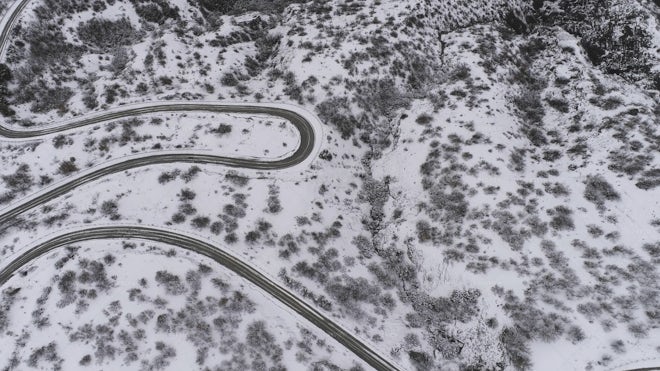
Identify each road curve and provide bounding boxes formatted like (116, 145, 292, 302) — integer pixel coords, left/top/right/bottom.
(0, 226, 401, 371)
(0, 103, 316, 228)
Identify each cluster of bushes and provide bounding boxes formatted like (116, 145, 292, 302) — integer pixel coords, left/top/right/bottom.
(31, 86, 75, 114)
(265, 184, 282, 213)
(316, 97, 361, 139)
(24, 19, 79, 63)
(155, 270, 187, 295)
(157, 165, 200, 185)
(58, 158, 79, 175)
(355, 78, 411, 120)
(35, 0, 97, 17)
(0, 64, 14, 116)
(358, 176, 391, 235)
(210, 123, 232, 136)
(130, 0, 180, 24)
(534, 0, 654, 82)
(2, 163, 33, 194)
(77, 17, 142, 51)
(27, 342, 62, 369)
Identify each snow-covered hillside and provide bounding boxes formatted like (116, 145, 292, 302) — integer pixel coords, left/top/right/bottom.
(0, 0, 657, 370)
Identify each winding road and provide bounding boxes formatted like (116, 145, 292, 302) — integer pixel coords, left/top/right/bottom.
(0, 102, 317, 228)
(0, 1, 401, 370)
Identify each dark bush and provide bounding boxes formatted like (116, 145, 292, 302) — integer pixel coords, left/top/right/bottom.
(100, 200, 120, 220)
(500, 328, 532, 370)
(220, 73, 238, 86)
(58, 158, 79, 175)
(24, 23, 77, 63)
(77, 17, 140, 50)
(584, 175, 620, 209)
(134, 1, 179, 24)
(191, 216, 210, 229)
(416, 220, 434, 243)
(211, 123, 232, 135)
(642, 242, 659, 258)
(408, 351, 433, 371)
(546, 97, 570, 113)
(155, 271, 186, 295)
(245, 230, 261, 244)
(2, 163, 33, 193)
(210, 221, 223, 235)
(52, 134, 73, 149)
(549, 205, 574, 231)
(415, 113, 433, 125)
(316, 97, 360, 139)
(225, 171, 249, 187)
(178, 188, 196, 201)
(513, 90, 545, 124)
(31, 86, 74, 114)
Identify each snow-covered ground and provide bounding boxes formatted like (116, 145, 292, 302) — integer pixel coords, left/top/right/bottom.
(0, 0, 658, 370)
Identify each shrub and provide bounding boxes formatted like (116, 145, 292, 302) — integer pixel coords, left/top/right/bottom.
(154, 271, 186, 295)
(356, 78, 411, 118)
(27, 342, 61, 368)
(211, 123, 232, 135)
(542, 150, 562, 162)
(566, 326, 585, 343)
(31, 86, 74, 114)
(178, 188, 196, 201)
(224, 171, 249, 187)
(220, 73, 238, 86)
(79, 355, 91, 366)
(210, 221, 223, 235)
(584, 175, 620, 209)
(181, 166, 201, 182)
(100, 200, 120, 220)
(2, 163, 33, 192)
(543, 182, 570, 197)
(316, 97, 360, 139)
(415, 113, 433, 125)
(509, 148, 526, 172)
(513, 89, 545, 124)
(158, 170, 180, 184)
(191, 216, 210, 229)
(408, 351, 433, 371)
(224, 233, 238, 244)
(58, 158, 79, 175)
(627, 322, 648, 338)
(179, 203, 196, 216)
(500, 328, 532, 370)
(24, 22, 77, 63)
(171, 213, 185, 223)
(266, 184, 282, 213)
(52, 134, 73, 149)
(77, 17, 140, 50)
(245, 230, 261, 244)
(352, 235, 373, 258)
(549, 205, 574, 231)
(610, 339, 625, 354)
(135, 1, 179, 24)
(642, 242, 659, 258)
(546, 97, 570, 113)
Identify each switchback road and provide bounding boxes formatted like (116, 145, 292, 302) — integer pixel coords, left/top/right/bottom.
(0, 1, 402, 370)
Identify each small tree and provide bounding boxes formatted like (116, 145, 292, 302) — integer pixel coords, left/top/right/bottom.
(58, 158, 79, 175)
